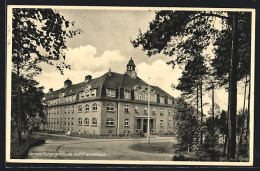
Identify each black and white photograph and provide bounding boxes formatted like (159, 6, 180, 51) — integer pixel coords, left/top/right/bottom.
(6, 6, 255, 166)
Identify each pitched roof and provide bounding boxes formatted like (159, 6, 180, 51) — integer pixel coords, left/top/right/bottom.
(45, 71, 174, 100)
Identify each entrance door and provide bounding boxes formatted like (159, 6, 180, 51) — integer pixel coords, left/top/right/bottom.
(143, 119, 147, 133)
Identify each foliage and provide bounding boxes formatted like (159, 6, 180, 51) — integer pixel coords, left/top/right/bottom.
(211, 12, 251, 86)
(11, 72, 45, 131)
(176, 54, 208, 95)
(173, 97, 200, 152)
(11, 132, 45, 159)
(12, 8, 82, 76)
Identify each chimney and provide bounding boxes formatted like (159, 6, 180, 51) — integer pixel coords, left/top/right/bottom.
(49, 88, 53, 93)
(85, 75, 92, 83)
(108, 68, 112, 76)
(64, 79, 72, 88)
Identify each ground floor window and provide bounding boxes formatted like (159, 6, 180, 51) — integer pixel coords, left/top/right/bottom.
(92, 118, 97, 127)
(78, 118, 82, 126)
(106, 118, 115, 127)
(84, 118, 89, 126)
(125, 119, 129, 127)
(160, 119, 164, 127)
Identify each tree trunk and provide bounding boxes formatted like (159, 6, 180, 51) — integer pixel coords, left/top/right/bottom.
(197, 83, 199, 119)
(200, 79, 203, 145)
(223, 131, 228, 157)
(239, 75, 247, 151)
(245, 77, 250, 149)
(228, 12, 239, 159)
(212, 82, 215, 133)
(16, 63, 22, 143)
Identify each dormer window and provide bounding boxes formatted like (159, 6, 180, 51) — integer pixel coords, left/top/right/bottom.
(106, 89, 116, 98)
(138, 92, 142, 100)
(124, 91, 131, 100)
(160, 97, 165, 104)
(144, 93, 148, 101)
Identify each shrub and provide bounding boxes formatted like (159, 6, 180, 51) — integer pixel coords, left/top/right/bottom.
(172, 155, 186, 161)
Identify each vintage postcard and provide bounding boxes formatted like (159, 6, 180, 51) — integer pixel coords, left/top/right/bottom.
(6, 6, 255, 166)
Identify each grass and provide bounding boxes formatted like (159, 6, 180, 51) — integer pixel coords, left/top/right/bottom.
(33, 132, 75, 141)
(11, 136, 45, 159)
(67, 133, 142, 139)
(129, 142, 175, 154)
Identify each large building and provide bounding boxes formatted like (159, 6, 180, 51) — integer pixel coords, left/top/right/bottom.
(43, 58, 176, 135)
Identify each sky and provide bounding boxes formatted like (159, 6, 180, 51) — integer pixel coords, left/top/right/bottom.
(33, 8, 250, 115)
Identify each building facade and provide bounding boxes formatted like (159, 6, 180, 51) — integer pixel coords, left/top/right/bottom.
(43, 58, 176, 135)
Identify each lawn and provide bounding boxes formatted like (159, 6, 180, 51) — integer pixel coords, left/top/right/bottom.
(129, 142, 176, 154)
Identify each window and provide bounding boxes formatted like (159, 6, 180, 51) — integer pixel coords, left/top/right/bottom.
(85, 91, 90, 98)
(160, 108, 164, 116)
(85, 104, 89, 112)
(160, 120, 164, 127)
(135, 106, 139, 113)
(54, 118, 56, 124)
(92, 103, 97, 111)
(68, 106, 70, 114)
(125, 119, 129, 127)
(106, 118, 115, 127)
(160, 97, 165, 104)
(144, 93, 148, 101)
(144, 107, 148, 114)
(92, 118, 97, 126)
(153, 108, 156, 115)
(90, 89, 96, 97)
(107, 103, 115, 112)
(138, 92, 142, 100)
(78, 118, 82, 126)
(72, 105, 74, 114)
(84, 118, 89, 126)
(168, 111, 171, 115)
(168, 98, 172, 105)
(60, 118, 62, 125)
(168, 120, 172, 126)
(80, 92, 84, 98)
(78, 105, 83, 112)
(64, 118, 66, 125)
(57, 118, 59, 124)
(71, 118, 74, 125)
(124, 91, 131, 99)
(125, 104, 129, 113)
(106, 89, 116, 98)
(68, 118, 70, 125)
(64, 107, 67, 114)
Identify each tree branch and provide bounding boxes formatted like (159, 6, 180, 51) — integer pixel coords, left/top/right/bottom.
(188, 12, 229, 23)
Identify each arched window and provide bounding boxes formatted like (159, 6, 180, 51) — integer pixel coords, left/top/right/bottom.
(135, 106, 139, 113)
(78, 118, 82, 126)
(92, 118, 97, 126)
(85, 104, 89, 112)
(92, 103, 98, 111)
(78, 105, 82, 112)
(106, 118, 115, 127)
(144, 107, 148, 114)
(84, 118, 89, 126)
(125, 104, 129, 113)
(153, 108, 156, 114)
(160, 108, 164, 115)
(107, 103, 115, 112)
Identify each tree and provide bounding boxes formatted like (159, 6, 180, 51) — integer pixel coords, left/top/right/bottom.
(173, 97, 200, 154)
(12, 8, 82, 143)
(132, 10, 251, 159)
(176, 54, 208, 145)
